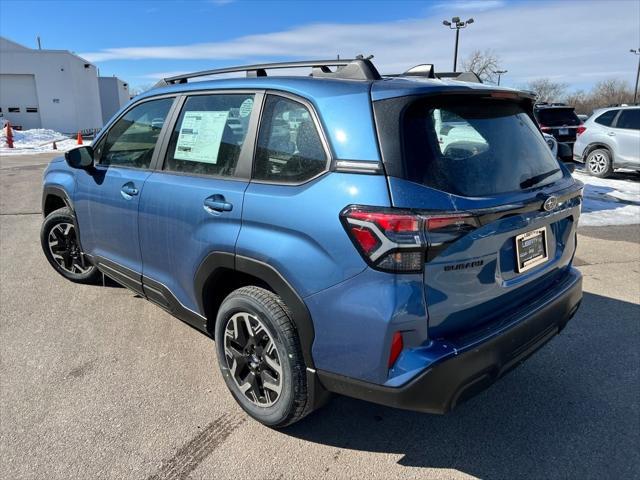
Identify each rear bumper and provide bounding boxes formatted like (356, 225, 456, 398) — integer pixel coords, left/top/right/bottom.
(317, 267, 582, 414)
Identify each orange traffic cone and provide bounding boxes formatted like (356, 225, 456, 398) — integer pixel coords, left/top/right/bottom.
(5, 122, 14, 149)
(52, 141, 57, 150)
(76, 131, 83, 145)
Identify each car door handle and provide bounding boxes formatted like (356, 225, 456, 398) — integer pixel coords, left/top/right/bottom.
(121, 182, 139, 198)
(204, 195, 233, 213)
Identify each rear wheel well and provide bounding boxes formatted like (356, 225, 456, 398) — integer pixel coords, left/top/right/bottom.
(43, 195, 67, 217)
(584, 143, 613, 159)
(202, 268, 272, 335)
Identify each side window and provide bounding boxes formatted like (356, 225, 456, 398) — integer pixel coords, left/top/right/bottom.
(615, 109, 640, 130)
(99, 98, 173, 169)
(594, 109, 618, 127)
(164, 94, 255, 177)
(254, 95, 327, 183)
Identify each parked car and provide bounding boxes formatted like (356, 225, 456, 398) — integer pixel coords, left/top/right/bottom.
(40, 58, 583, 427)
(573, 105, 640, 177)
(577, 114, 589, 122)
(534, 103, 584, 147)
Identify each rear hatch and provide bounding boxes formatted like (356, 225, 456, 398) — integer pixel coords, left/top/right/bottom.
(534, 106, 582, 143)
(373, 92, 583, 340)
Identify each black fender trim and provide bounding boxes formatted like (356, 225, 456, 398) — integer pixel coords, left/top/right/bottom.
(142, 275, 207, 331)
(42, 185, 73, 216)
(194, 252, 317, 369)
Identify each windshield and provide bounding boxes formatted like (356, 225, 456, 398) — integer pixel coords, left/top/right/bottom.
(400, 98, 564, 197)
(535, 108, 581, 126)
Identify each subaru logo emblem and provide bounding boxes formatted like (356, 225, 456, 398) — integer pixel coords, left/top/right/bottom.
(543, 196, 558, 212)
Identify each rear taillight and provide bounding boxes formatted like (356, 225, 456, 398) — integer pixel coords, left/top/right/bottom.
(341, 206, 425, 272)
(576, 125, 586, 136)
(539, 125, 551, 132)
(340, 206, 480, 272)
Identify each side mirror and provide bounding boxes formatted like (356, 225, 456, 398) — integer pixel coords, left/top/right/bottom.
(65, 146, 94, 169)
(557, 142, 573, 163)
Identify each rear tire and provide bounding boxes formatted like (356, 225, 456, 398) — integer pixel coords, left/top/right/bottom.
(215, 286, 310, 428)
(40, 207, 101, 284)
(586, 148, 613, 178)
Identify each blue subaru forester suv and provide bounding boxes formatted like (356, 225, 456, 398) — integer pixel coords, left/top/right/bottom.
(41, 58, 583, 427)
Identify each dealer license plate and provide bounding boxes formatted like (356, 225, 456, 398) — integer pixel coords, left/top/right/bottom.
(515, 227, 548, 273)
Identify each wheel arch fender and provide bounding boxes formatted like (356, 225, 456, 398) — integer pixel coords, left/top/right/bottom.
(584, 142, 614, 160)
(42, 185, 73, 217)
(194, 252, 317, 369)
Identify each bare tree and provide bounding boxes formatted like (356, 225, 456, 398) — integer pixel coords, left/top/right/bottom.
(523, 78, 568, 103)
(461, 49, 502, 84)
(563, 79, 634, 115)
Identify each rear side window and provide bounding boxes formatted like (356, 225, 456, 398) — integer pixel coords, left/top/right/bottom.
(401, 98, 563, 197)
(615, 109, 640, 130)
(253, 95, 327, 183)
(164, 94, 255, 177)
(534, 108, 580, 126)
(99, 98, 173, 169)
(594, 109, 619, 126)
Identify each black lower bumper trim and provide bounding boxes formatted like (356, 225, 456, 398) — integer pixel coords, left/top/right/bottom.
(317, 269, 582, 414)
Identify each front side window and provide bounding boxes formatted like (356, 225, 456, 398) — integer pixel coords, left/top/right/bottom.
(594, 109, 618, 127)
(164, 94, 255, 177)
(254, 95, 327, 183)
(615, 109, 640, 130)
(99, 97, 173, 169)
(402, 98, 564, 197)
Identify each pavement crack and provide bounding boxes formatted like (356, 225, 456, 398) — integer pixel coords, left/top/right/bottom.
(146, 413, 246, 480)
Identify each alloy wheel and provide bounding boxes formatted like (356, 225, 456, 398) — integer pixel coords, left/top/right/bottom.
(588, 152, 608, 174)
(47, 222, 91, 275)
(223, 312, 283, 407)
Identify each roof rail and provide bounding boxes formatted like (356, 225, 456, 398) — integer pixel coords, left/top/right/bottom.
(156, 57, 381, 86)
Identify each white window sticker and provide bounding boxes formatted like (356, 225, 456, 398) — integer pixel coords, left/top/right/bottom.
(174, 111, 230, 164)
(239, 98, 254, 117)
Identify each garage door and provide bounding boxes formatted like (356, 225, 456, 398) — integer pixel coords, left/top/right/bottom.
(0, 74, 42, 130)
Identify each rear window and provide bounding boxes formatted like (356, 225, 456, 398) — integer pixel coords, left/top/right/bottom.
(400, 98, 564, 197)
(534, 108, 581, 126)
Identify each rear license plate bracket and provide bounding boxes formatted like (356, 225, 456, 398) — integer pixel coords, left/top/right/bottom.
(515, 227, 548, 273)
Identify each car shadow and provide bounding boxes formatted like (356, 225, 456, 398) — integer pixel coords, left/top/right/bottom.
(283, 292, 639, 479)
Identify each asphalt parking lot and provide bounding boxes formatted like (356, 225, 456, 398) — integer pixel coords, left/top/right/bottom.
(1, 152, 639, 480)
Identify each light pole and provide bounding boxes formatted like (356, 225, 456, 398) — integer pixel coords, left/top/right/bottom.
(442, 17, 474, 72)
(494, 69, 508, 86)
(631, 49, 640, 103)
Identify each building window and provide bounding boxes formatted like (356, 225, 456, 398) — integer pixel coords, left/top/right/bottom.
(53, 99, 60, 104)
(8, 107, 20, 113)
(26, 107, 38, 113)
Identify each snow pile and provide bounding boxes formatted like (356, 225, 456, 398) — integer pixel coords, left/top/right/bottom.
(575, 169, 640, 226)
(0, 128, 90, 155)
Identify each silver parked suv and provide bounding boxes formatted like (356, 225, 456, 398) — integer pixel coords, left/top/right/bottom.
(573, 105, 640, 177)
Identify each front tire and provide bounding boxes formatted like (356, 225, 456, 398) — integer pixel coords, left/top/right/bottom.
(215, 286, 310, 428)
(40, 207, 100, 283)
(586, 148, 613, 178)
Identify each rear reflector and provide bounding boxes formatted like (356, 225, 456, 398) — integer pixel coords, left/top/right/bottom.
(388, 331, 403, 368)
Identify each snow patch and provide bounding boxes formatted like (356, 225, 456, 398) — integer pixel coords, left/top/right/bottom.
(1, 128, 91, 156)
(574, 170, 640, 226)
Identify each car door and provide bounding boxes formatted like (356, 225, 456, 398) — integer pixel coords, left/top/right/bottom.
(74, 96, 175, 292)
(612, 108, 640, 167)
(138, 91, 261, 325)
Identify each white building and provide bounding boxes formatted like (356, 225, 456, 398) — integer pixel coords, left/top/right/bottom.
(98, 76, 130, 125)
(0, 37, 128, 133)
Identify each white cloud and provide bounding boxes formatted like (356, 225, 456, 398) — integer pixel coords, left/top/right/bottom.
(432, 0, 506, 12)
(82, 0, 639, 90)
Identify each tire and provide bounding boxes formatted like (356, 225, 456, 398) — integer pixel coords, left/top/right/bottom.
(586, 148, 614, 178)
(215, 286, 310, 428)
(40, 207, 101, 284)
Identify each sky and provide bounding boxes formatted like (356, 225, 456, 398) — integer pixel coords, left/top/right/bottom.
(0, 0, 638, 91)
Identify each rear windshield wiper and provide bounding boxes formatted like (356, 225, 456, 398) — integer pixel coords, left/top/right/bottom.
(520, 168, 560, 189)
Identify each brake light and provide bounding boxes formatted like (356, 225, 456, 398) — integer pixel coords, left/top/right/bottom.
(539, 125, 551, 132)
(576, 125, 586, 136)
(341, 206, 425, 272)
(388, 332, 404, 368)
(341, 207, 481, 272)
